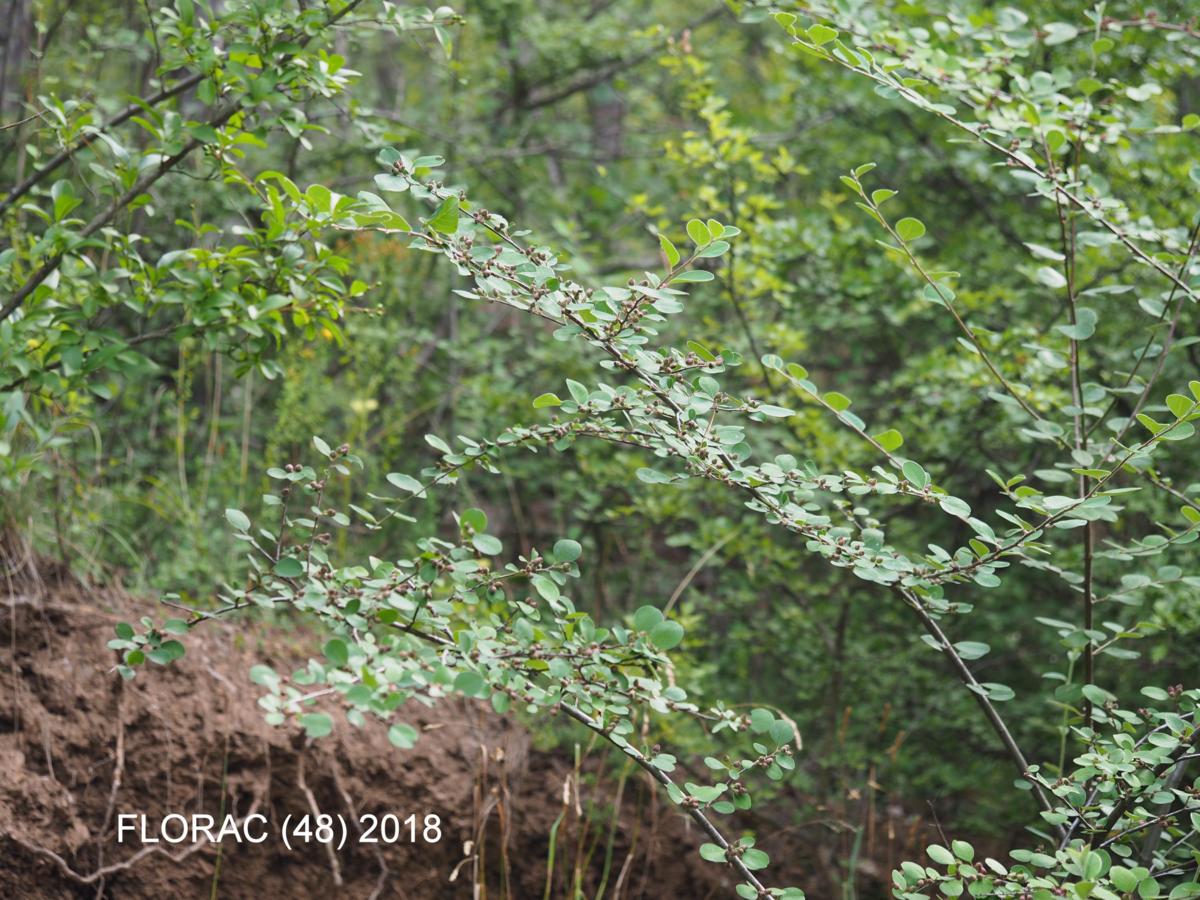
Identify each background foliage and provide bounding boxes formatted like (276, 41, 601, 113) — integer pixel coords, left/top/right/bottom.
(3, 0, 1200, 896)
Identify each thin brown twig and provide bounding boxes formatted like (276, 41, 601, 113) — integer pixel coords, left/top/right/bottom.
(296, 746, 343, 886)
(1046, 129, 1095, 730)
(5, 830, 209, 885)
(899, 587, 1062, 831)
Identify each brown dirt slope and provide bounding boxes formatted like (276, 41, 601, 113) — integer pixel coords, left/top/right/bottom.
(0, 565, 728, 899)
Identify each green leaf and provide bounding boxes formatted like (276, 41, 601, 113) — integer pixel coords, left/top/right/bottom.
(1160, 422, 1196, 442)
(896, 217, 926, 241)
(553, 538, 582, 562)
(531, 573, 560, 601)
(807, 23, 838, 44)
(691, 778, 726, 802)
(1110, 867, 1138, 893)
(902, 460, 930, 489)
(659, 234, 681, 267)
(387, 472, 424, 494)
(1137, 413, 1165, 435)
(823, 391, 851, 412)
(786, 362, 808, 379)
(634, 605, 664, 631)
(1037, 266, 1068, 290)
(1081, 684, 1113, 706)
(472, 533, 502, 556)
(939, 496, 971, 517)
(750, 708, 775, 733)
(532, 392, 562, 408)
(699, 843, 726, 863)
(1043, 22, 1078, 45)
(225, 508, 251, 532)
(274, 557, 304, 578)
(566, 379, 589, 403)
(250, 665, 279, 687)
(454, 671, 486, 697)
(742, 848, 770, 870)
(769, 719, 794, 745)
(686, 218, 709, 246)
(649, 753, 676, 772)
(757, 404, 794, 418)
(147, 641, 185, 665)
(425, 196, 460, 234)
(649, 619, 684, 650)
(1166, 393, 1196, 419)
(954, 641, 990, 660)
(928, 844, 955, 865)
(1025, 242, 1065, 261)
(373, 173, 409, 192)
(323, 638, 349, 667)
(980, 682, 1015, 701)
(188, 123, 219, 144)
(461, 507, 488, 533)
(304, 183, 333, 214)
(388, 723, 418, 749)
(873, 428, 904, 452)
(636, 467, 673, 484)
(299, 712, 333, 738)
(1056, 308, 1097, 340)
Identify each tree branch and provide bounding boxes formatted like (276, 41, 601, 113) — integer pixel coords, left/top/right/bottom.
(0, 72, 204, 218)
(899, 587, 1064, 836)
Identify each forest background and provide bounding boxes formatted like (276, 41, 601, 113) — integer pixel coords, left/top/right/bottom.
(2, 1, 1200, 897)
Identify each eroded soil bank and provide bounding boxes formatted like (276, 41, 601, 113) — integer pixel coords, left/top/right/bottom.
(0, 563, 733, 898)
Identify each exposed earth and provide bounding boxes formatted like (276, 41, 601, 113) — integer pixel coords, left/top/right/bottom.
(0, 558, 738, 898)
